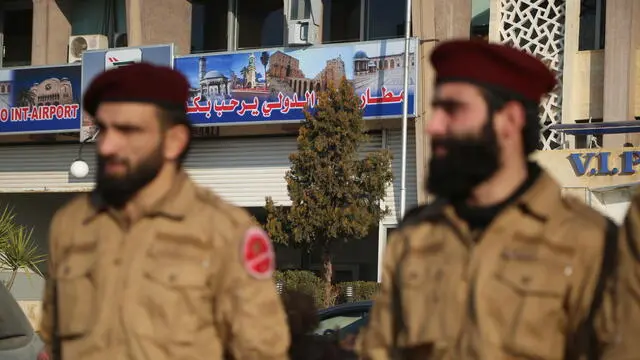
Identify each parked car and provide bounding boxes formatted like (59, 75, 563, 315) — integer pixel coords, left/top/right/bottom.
(315, 300, 372, 339)
(0, 283, 47, 360)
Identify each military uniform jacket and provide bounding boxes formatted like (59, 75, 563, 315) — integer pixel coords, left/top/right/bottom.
(357, 169, 622, 360)
(39, 172, 290, 360)
(613, 185, 640, 358)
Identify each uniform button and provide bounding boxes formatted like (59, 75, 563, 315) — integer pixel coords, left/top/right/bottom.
(114, 258, 122, 266)
(521, 275, 532, 285)
(169, 274, 177, 283)
(564, 266, 573, 276)
(63, 266, 70, 275)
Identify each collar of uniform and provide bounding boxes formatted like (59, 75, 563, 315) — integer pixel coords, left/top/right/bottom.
(514, 167, 562, 222)
(143, 171, 195, 220)
(82, 171, 195, 224)
(440, 163, 558, 232)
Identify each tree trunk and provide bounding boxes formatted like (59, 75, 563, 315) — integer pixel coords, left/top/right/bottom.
(322, 244, 333, 308)
(6, 269, 17, 290)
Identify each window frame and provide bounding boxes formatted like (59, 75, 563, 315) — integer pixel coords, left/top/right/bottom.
(210, 0, 405, 53)
(1, 0, 33, 68)
(579, 0, 606, 51)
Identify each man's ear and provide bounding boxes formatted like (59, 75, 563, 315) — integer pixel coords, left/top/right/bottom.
(495, 101, 526, 139)
(164, 124, 190, 161)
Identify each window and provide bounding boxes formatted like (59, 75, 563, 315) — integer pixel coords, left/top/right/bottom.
(365, 0, 407, 40)
(579, 0, 606, 50)
(314, 310, 368, 336)
(322, 0, 407, 44)
(2, 3, 33, 67)
(237, 0, 284, 49)
(191, 0, 228, 53)
(190, 0, 408, 53)
(70, 0, 127, 46)
(323, 0, 361, 43)
(471, 0, 490, 41)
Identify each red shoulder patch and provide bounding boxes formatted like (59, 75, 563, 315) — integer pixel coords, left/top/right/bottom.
(242, 227, 275, 279)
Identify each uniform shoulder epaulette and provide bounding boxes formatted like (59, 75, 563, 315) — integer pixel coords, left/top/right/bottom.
(561, 195, 608, 229)
(194, 186, 252, 227)
(194, 186, 226, 208)
(397, 197, 448, 230)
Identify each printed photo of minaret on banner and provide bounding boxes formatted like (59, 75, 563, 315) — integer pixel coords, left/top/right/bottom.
(175, 38, 418, 127)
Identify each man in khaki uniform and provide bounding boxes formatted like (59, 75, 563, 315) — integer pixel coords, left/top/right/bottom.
(615, 186, 640, 357)
(39, 63, 290, 360)
(356, 40, 623, 359)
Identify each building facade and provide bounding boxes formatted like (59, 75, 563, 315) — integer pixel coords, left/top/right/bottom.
(0, 0, 471, 326)
(5, 0, 637, 328)
(486, 0, 640, 223)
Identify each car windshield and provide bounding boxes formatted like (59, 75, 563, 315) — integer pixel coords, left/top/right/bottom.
(0, 283, 33, 341)
(314, 313, 365, 335)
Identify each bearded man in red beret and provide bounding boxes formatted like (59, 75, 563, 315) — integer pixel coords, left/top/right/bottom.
(355, 39, 626, 359)
(38, 63, 290, 360)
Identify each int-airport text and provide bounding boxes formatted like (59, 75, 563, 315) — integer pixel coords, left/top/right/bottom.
(0, 104, 80, 123)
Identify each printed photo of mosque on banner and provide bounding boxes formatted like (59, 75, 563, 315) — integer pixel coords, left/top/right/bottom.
(174, 37, 419, 127)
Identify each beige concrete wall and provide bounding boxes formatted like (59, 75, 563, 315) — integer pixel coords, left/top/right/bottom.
(412, 0, 471, 205)
(31, 0, 72, 65)
(30, 0, 192, 66)
(125, 0, 191, 56)
(564, 50, 605, 121)
(602, 0, 640, 147)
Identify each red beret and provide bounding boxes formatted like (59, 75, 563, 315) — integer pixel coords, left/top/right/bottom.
(83, 62, 189, 116)
(430, 39, 557, 102)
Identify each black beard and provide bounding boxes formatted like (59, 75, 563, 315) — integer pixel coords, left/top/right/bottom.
(95, 146, 164, 208)
(426, 122, 500, 202)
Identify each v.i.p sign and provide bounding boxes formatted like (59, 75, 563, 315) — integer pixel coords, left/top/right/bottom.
(568, 151, 640, 176)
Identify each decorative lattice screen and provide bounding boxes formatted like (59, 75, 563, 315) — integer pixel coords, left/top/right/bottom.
(498, 0, 566, 150)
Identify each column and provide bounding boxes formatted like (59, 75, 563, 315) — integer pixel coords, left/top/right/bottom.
(31, 0, 72, 65)
(125, 0, 192, 55)
(602, 0, 640, 147)
(413, 0, 471, 204)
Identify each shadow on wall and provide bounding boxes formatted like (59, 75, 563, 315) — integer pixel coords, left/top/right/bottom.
(0, 192, 79, 295)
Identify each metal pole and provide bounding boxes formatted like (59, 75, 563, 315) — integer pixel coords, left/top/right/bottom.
(399, 0, 412, 219)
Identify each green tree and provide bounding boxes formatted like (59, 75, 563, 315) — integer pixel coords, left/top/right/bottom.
(17, 89, 36, 108)
(260, 51, 270, 82)
(265, 78, 393, 307)
(0, 205, 45, 290)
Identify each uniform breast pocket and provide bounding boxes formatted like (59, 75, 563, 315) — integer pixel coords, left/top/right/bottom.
(56, 252, 97, 338)
(141, 229, 213, 343)
(399, 254, 448, 346)
(141, 264, 211, 343)
(492, 260, 569, 359)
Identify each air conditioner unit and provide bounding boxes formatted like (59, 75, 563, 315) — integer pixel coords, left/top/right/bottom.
(284, 0, 321, 46)
(68, 34, 109, 63)
(287, 19, 319, 46)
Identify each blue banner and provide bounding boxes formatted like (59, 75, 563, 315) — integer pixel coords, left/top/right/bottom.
(176, 38, 418, 126)
(0, 64, 82, 135)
